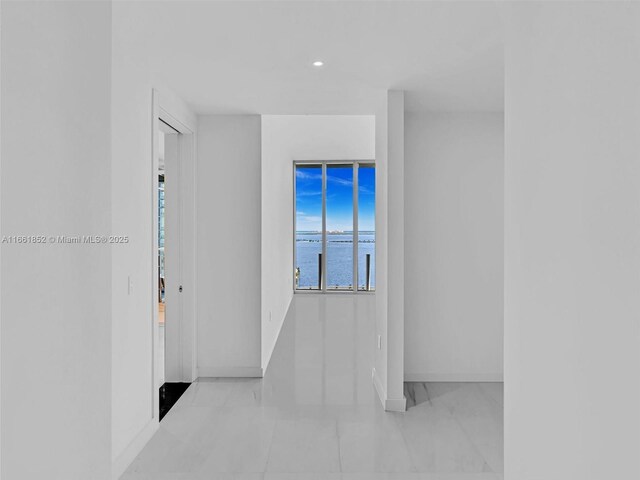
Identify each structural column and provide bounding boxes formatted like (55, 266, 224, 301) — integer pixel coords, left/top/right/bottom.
(374, 90, 406, 412)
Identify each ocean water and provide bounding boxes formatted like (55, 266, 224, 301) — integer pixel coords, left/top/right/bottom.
(296, 232, 375, 290)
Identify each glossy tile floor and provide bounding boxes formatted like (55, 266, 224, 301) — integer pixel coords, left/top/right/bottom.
(122, 295, 503, 480)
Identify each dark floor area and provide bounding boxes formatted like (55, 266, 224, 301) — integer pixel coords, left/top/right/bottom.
(159, 382, 190, 421)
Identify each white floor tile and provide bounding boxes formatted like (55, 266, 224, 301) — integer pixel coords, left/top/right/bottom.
(123, 296, 503, 478)
(197, 407, 277, 473)
(126, 428, 208, 474)
(120, 473, 186, 480)
(340, 474, 422, 480)
(478, 383, 503, 407)
(395, 407, 491, 473)
(338, 414, 415, 472)
(266, 418, 341, 472)
(264, 474, 340, 480)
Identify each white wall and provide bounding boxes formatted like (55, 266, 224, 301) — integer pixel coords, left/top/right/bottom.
(196, 115, 262, 377)
(111, 34, 158, 472)
(404, 112, 504, 381)
(504, 3, 640, 479)
(111, 4, 198, 474)
(1, 2, 112, 478)
(261, 115, 375, 371)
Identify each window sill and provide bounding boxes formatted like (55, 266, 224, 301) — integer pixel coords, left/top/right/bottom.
(294, 289, 376, 295)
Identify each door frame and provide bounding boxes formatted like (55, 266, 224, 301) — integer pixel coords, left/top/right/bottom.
(151, 89, 197, 420)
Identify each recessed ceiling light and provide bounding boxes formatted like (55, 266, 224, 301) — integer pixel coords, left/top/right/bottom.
(312, 60, 324, 67)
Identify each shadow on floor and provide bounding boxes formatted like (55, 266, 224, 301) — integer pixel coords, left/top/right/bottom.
(159, 382, 190, 421)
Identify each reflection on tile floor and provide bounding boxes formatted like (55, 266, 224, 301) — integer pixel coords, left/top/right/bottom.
(122, 295, 503, 480)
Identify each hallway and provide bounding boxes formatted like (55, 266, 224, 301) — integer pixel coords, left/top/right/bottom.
(122, 295, 503, 479)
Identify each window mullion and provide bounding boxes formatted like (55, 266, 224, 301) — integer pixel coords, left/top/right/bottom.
(322, 163, 327, 293)
(353, 163, 359, 292)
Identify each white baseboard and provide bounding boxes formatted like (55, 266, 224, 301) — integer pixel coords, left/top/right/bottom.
(384, 396, 407, 412)
(112, 418, 159, 480)
(372, 368, 407, 412)
(197, 366, 263, 378)
(404, 372, 504, 382)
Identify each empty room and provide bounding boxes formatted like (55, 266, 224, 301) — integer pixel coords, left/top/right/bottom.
(1, 2, 639, 480)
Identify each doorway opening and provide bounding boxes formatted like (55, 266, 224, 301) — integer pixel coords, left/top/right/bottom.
(156, 116, 189, 421)
(150, 90, 197, 425)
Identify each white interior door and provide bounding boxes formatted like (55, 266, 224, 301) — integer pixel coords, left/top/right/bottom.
(162, 126, 182, 383)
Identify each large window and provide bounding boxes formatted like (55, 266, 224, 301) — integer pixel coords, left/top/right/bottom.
(295, 161, 375, 292)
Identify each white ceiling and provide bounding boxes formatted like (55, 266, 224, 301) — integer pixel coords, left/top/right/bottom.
(114, 1, 504, 114)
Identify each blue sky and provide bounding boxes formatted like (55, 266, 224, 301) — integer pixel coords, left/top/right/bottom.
(296, 165, 375, 232)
